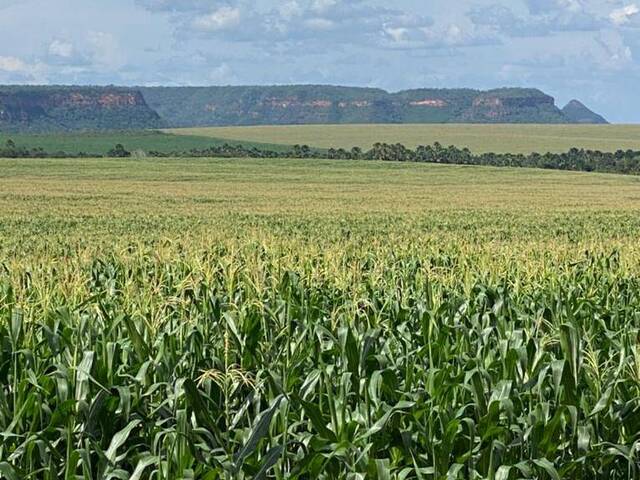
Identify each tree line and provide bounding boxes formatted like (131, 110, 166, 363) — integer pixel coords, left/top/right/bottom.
(3, 138, 640, 175)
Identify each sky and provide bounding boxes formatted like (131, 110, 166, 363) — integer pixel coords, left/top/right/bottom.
(0, 0, 639, 122)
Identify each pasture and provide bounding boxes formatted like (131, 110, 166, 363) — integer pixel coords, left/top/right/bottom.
(2, 157, 640, 478)
(168, 123, 640, 154)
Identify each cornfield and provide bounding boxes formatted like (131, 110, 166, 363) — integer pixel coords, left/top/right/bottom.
(2, 157, 640, 479)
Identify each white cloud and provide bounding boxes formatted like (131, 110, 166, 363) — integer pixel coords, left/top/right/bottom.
(526, 0, 585, 14)
(383, 26, 409, 43)
(0, 55, 48, 83)
(0, 56, 28, 72)
(422, 23, 498, 48)
(209, 62, 236, 83)
(135, 0, 215, 13)
(558, 0, 584, 13)
(469, 2, 602, 37)
(279, 1, 303, 19)
(192, 6, 241, 31)
(304, 17, 335, 30)
(382, 18, 498, 50)
(141, 0, 433, 50)
(48, 39, 74, 58)
(311, 0, 338, 14)
(610, 4, 639, 25)
(594, 29, 633, 68)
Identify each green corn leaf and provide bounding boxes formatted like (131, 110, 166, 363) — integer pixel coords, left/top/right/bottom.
(297, 396, 336, 441)
(0, 462, 20, 480)
(254, 445, 284, 480)
(130, 454, 158, 480)
(75, 351, 94, 402)
(105, 420, 141, 464)
(233, 395, 285, 472)
(533, 458, 560, 480)
(376, 459, 392, 480)
(123, 315, 150, 360)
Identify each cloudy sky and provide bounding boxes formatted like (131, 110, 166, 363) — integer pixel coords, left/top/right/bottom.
(1, 0, 639, 122)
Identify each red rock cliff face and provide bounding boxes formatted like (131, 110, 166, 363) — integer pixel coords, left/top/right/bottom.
(1, 90, 148, 114)
(463, 91, 562, 122)
(471, 97, 505, 119)
(52, 91, 147, 108)
(0, 87, 164, 131)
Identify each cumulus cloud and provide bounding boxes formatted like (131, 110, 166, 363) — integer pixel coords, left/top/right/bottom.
(208, 62, 236, 83)
(48, 39, 74, 58)
(382, 20, 498, 50)
(262, 0, 416, 44)
(137, 0, 436, 50)
(135, 0, 217, 13)
(278, 1, 304, 20)
(304, 17, 335, 30)
(192, 6, 241, 31)
(0, 55, 47, 83)
(526, 0, 585, 15)
(610, 4, 639, 25)
(0, 55, 29, 72)
(45, 39, 94, 68)
(594, 29, 633, 68)
(469, 2, 602, 36)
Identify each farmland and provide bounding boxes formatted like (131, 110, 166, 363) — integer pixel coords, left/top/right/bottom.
(168, 123, 640, 154)
(0, 130, 289, 156)
(2, 157, 640, 478)
(4, 123, 640, 158)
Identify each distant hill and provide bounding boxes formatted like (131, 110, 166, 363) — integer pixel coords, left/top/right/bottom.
(140, 86, 580, 127)
(0, 85, 607, 133)
(561, 100, 608, 124)
(0, 86, 165, 133)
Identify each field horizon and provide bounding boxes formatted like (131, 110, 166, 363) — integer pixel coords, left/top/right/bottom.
(168, 123, 640, 154)
(3, 122, 640, 160)
(3, 155, 640, 247)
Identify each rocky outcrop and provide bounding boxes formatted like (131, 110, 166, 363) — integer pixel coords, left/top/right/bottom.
(0, 86, 164, 132)
(461, 89, 567, 123)
(141, 86, 602, 127)
(0, 85, 608, 132)
(561, 100, 608, 124)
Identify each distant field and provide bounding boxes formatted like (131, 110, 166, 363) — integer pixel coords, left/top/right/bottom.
(0, 130, 290, 155)
(3, 157, 640, 236)
(168, 123, 640, 154)
(6, 124, 639, 157)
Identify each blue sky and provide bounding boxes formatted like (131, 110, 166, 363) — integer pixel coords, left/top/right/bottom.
(1, 0, 639, 122)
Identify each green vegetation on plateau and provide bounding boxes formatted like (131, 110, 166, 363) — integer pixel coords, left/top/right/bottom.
(562, 100, 609, 125)
(2, 157, 640, 478)
(0, 85, 607, 133)
(169, 123, 640, 154)
(0, 85, 163, 132)
(141, 86, 601, 127)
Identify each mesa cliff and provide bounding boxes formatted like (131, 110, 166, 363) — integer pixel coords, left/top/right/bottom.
(0, 85, 608, 132)
(0, 86, 164, 132)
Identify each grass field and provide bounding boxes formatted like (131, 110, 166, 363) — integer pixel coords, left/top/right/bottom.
(5, 124, 640, 157)
(0, 130, 290, 155)
(168, 123, 640, 154)
(3, 157, 640, 478)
